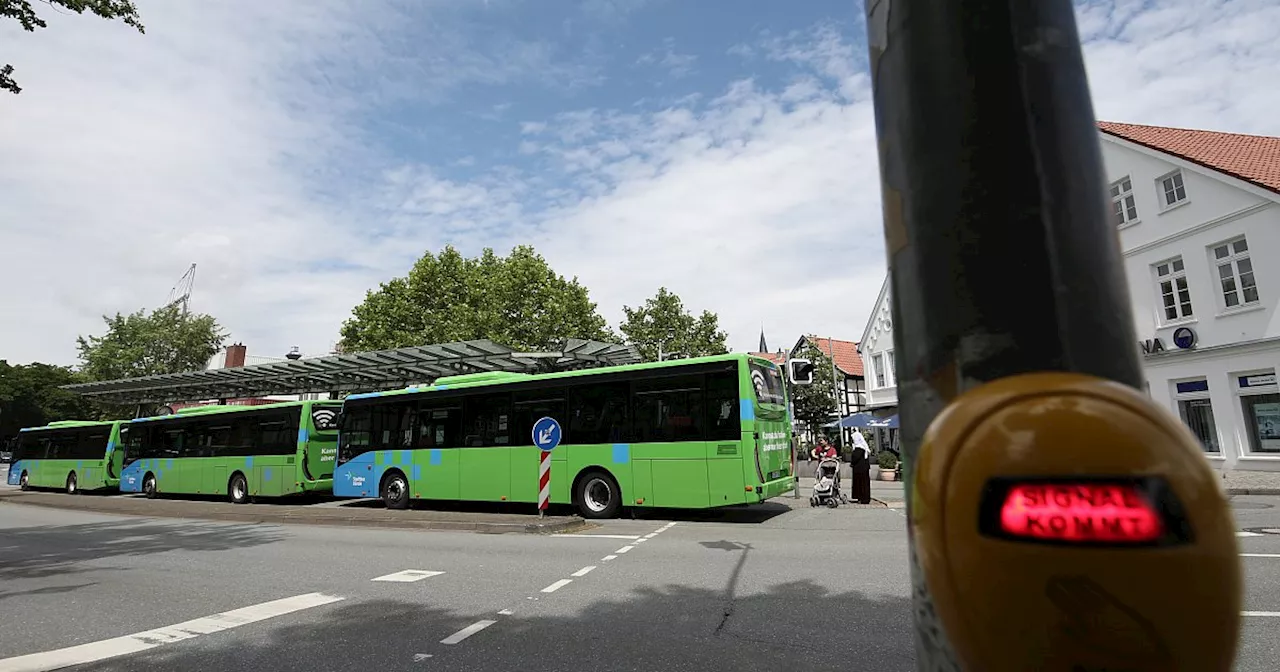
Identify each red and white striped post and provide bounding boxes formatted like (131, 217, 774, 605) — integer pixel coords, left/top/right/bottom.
(538, 449, 551, 516)
(532, 417, 561, 518)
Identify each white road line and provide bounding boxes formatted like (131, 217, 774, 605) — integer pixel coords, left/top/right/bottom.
(0, 592, 343, 672)
(1241, 553, 1280, 558)
(498, 609, 514, 616)
(643, 533, 659, 539)
(441, 620, 497, 645)
(601, 555, 618, 562)
(634, 538, 648, 544)
(614, 545, 635, 554)
(541, 579, 573, 593)
(371, 570, 445, 582)
(552, 534, 642, 540)
(1243, 611, 1280, 617)
(1237, 531, 1263, 537)
(571, 566, 597, 577)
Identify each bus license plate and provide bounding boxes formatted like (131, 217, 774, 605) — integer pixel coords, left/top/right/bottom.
(769, 470, 781, 480)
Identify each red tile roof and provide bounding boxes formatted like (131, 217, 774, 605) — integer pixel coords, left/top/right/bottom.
(1098, 121, 1280, 194)
(748, 351, 788, 365)
(804, 336, 864, 377)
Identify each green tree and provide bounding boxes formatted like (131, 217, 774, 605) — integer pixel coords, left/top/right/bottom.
(618, 287, 729, 362)
(2, 0, 145, 95)
(0, 361, 97, 440)
(76, 304, 227, 381)
(339, 245, 614, 353)
(788, 339, 838, 434)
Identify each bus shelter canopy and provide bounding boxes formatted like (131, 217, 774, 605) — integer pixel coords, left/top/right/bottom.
(61, 339, 641, 405)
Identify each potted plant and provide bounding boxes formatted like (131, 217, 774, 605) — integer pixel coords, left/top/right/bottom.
(878, 451, 899, 481)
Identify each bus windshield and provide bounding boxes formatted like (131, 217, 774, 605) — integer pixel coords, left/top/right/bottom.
(749, 361, 786, 406)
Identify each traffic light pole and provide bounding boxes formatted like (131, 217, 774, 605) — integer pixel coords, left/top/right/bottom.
(862, 0, 1145, 666)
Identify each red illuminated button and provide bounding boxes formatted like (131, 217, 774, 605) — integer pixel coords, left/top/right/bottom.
(999, 483, 1164, 543)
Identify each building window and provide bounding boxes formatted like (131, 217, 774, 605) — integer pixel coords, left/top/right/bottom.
(1173, 379, 1217, 453)
(1154, 257, 1193, 321)
(1110, 177, 1138, 226)
(1158, 170, 1187, 208)
(883, 349, 895, 387)
(872, 353, 886, 389)
(1237, 371, 1280, 454)
(1212, 237, 1258, 309)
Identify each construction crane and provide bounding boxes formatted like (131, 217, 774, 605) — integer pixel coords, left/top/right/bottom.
(164, 263, 197, 314)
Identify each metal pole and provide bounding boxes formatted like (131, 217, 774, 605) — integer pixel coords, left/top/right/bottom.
(785, 347, 800, 499)
(827, 340, 846, 455)
(862, 0, 1143, 667)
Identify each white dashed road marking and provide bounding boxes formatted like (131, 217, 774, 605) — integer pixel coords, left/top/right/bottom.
(440, 620, 497, 645)
(601, 555, 618, 562)
(554, 534, 642, 540)
(1238, 531, 1263, 537)
(1241, 553, 1280, 558)
(0, 592, 344, 672)
(614, 545, 635, 554)
(571, 566, 596, 577)
(1243, 611, 1280, 617)
(541, 579, 573, 594)
(371, 570, 445, 583)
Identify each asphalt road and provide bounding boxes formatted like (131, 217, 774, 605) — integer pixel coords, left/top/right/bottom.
(0, 492, 1277, 671)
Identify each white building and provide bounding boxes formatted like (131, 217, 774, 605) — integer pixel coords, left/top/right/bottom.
(1103, 122, 1280, 472)
(857, 121, 1280, 471)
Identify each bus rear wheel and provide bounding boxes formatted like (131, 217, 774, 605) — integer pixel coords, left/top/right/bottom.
(66, 472, 78, 495)
(228, 473, 250, 504)
(19, 471, 29, 490)
(575, 470, 621, 519)
(381, 471, 409, 510)
(143, 474, 158, 499)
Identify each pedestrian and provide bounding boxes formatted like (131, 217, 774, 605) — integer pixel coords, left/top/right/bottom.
(849, 429, 872, 504)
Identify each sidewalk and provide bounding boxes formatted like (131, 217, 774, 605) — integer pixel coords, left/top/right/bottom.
(790, 475, 904, 508)
(1222, 470, 1280, 495)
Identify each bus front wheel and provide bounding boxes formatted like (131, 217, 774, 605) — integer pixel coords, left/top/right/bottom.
(228, 472, 250, 504)
(65, 472, 78, 495)
(143, 474, 158, 499)
(381, 470, 410, 510)
(575, 470, 621, 519)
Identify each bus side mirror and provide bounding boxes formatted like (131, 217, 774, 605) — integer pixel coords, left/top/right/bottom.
(788, 359, 814, 385)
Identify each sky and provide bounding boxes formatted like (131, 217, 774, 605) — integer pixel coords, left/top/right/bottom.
(2, 0, 1278, 366)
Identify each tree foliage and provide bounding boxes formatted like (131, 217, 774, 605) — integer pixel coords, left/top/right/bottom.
(618, 287, 729, 362)
(339, 245, 614, 353)
(2, 0, 145, 95)
(0, 361, 97, 440)
(788, 339, 838, 431)
(76, 305, 227, 381)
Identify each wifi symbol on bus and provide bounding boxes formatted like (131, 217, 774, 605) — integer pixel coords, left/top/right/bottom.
(312, 408, 339, 430)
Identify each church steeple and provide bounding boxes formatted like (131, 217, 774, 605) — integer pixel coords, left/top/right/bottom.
(758, 328, 768, 354)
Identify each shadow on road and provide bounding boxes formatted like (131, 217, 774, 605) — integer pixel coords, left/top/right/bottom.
(71, 579, 915, 672)
(0, 521, 286, 580)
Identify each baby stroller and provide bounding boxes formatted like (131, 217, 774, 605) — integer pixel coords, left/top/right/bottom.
(810, 457, 849, 508)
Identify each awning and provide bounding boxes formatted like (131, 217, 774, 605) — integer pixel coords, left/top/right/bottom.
(870, 414, 900, 429)
(824, 413, 876, 429)
(61, 338, 641, 405)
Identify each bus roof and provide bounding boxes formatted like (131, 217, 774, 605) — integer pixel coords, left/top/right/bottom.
(348, 352, 771, 401)
(129, 399, 341, 423)
(20, 419, 123, 432)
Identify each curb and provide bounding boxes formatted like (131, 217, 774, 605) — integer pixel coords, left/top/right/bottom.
(1228, 488, 1280, 496)
(0, 493, 589, 534)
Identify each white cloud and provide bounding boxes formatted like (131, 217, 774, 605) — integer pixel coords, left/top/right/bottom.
(636, 37, 697, 79)
(2, 1, 1278, 370)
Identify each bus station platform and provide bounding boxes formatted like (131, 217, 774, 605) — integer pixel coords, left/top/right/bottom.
(0, 489, 587, 534)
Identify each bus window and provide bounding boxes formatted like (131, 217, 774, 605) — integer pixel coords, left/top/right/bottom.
(75, 430, 110, 460)
(512, 386, 567, 446)
(705, 371, 741, 440)
(416, 403, 462, 448)
(568, 382, 630, 445)
(633, 374, 705, 443)
(748, 362, 786, 406)
(464, 393, 511, 447)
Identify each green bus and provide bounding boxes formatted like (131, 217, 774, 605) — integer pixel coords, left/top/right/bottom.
(332, 353, 795, 518)
(6, 420, 127, 493)
(118, 400, 343, 502)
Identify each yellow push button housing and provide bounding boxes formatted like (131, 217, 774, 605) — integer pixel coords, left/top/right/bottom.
(914, 372, 1241, 672)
